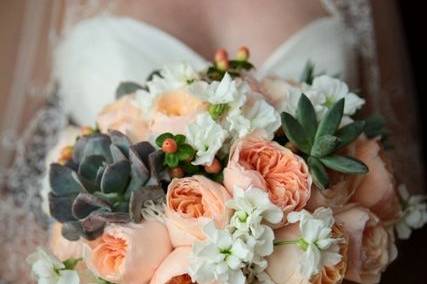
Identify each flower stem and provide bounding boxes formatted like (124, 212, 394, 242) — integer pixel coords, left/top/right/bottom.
(273, 239, 299, 246)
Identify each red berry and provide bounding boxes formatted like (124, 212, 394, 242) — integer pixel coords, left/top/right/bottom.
(204, 159, 222, 174)
(170, 167, 185, 178)
(59, 146, 73, 161)
(236, 46, 250, 61)
(162, 138, 178, 153)
(214, 48, 228, 63)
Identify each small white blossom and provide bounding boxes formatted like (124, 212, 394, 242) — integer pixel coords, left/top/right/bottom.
(147, 63, 199, 95)
(288, 207, 342, 278)
(189, 222, 248, 284)
(227, 186, 283, 232)
(190, 73, 242, 105)
(395, 184, 427, 239)
(226, 99, 281, 139)
(187, 113, 227, 165)
(304, 75, 365, 119)
(27, 248, 80, 284)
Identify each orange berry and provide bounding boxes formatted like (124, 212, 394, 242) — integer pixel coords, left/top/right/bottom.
(214, 48, 228, 63)
(81, 126, 94, 136)
(204, 158, 222, 174)
(170, 167, 185, 178)
(162, 138, 178, 153)
(236, 46, 250, 61)
(216, 59, 229, 71)
(59, 145, 73, 161)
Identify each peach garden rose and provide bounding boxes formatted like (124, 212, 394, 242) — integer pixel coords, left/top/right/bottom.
(306, 136, 401, 222)
(150, 247, 193, 284)
(267, 223, 348, 284)
(335, 206, 397, 284)
(86, 220, 172, 284)
(97, 95, 152, 142)
(223, 132, 311, 225)
(165, 175, 232, 247)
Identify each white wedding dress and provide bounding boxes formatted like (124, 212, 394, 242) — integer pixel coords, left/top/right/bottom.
(1, 1, 380, 282)
(55, 15, 356, 126)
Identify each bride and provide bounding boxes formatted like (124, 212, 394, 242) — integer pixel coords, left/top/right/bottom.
(0, 0, 424, 283)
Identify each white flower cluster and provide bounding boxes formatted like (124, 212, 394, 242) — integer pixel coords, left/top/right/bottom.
(395, 184, 427, 240)
(268, 75, 365, 126)
(137, 64, 281, 166)
(188, 72, 280, 165)
(189, 186, 283, 284)
(287, 208, 342, 278)
(27, 248, 80, 284)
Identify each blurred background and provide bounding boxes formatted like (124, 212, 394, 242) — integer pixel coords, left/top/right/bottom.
(0, 0, 426, 283)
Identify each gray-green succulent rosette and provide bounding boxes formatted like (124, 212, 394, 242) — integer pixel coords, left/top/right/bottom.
(48, 130, 168, 241)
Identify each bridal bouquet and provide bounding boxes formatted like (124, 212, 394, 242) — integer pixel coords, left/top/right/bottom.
(28, 48, 427, 284)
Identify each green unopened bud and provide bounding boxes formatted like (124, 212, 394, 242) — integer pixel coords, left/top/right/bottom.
(296, 238, 309, 251)
(208, 103, 229, 120)
(237, 211, 248, 222)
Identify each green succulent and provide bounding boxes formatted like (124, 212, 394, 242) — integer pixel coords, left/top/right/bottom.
(48, 130, 168, 241)
(281, 94, 368, 190)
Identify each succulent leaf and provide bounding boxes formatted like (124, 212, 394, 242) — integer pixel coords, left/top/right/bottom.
(72, 193, 111, 219)
(78, 155, 105, 182)
(320, 155, 368, 174)
(308, 157, 329, 190)
(49, 163, 84, 195)
(82, 134, 113, 164)
(315, 98, 344, 140)
(296, 94, 318, 142)
(110, 144, 127, 162)
(48, 192, 78, 222)
(311, 135, 340, 158)
(61, 221, 83, 241)
(335, 121, 366, 149)
(109, 130, 131, 157)
(115, 81, 143, 99)
(281, 112, 312, 154)
(101, 160, 131, 194)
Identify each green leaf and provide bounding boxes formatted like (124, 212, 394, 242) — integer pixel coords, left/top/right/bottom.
(335, 120, 366, 149)
(320, 155, 368, 174)
(155, 133, 174, 147)
(63, 257, 82, 270)
(177, 144, 195, 161)
(174, 134, 186, 145)
(300, 61, 315, 84)
(315, 98, 344, 140)
(296, 94, 318, 141)
(164, 153, 179, 168)
(364, 115, 386, 138)
(181, 161, 200, 175)
(311, 135, 340, 158)
(115, 82, 143, 99)
(78, 155, 105, 182)
(308, 157, 329, 190)
(281, 112, 312, 154)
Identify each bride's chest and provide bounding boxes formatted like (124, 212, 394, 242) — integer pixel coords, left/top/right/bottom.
(112, 0, 327, 65)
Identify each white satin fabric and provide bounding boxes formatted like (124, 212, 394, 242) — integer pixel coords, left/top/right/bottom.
(54, 15, 356, 126)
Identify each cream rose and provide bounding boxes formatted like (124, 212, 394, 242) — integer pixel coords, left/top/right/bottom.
(223, 133, 311, 225)
(86, 220, 172, 284)
(165, 175, 232, 247)
(150, 247, 193, 284)
(335, 206, 397, 284)
(150, 90, 208, 136)
(97, 95, 151, 142)
(267, 223, 348, 284)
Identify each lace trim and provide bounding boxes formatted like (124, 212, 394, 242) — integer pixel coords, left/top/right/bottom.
(0, 97, 67, 283)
